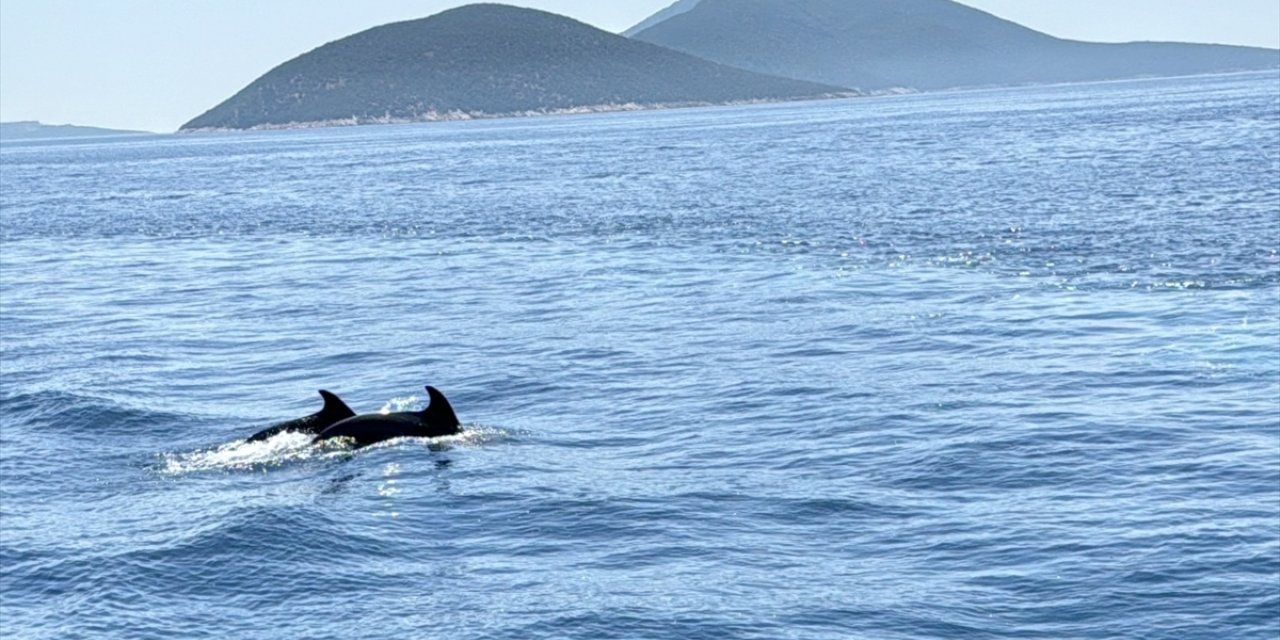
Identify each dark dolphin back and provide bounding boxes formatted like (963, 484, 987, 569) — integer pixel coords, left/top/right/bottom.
(317, 389, 356, 422)
(246, 389, 355, 442)
(422, 386, 461, 434)
(311, 386, 461, 447)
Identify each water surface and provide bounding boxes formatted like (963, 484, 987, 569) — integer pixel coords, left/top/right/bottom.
(2, 72, 1278, 639)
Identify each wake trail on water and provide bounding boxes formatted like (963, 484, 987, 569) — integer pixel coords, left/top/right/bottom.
(156, 423, 512, 476)
(157, 431, 339, 475)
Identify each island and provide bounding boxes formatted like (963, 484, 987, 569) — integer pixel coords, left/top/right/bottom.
(180, 3, 849, 132)
(628, 0, 1280, 92)
(0, 121, 151, 141)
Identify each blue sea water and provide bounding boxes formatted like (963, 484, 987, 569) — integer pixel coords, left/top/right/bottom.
(1, 71, 1278, 639)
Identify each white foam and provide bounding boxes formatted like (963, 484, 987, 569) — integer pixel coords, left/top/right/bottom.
(157, 431, 342, 475)
(156, 423, 513, 475)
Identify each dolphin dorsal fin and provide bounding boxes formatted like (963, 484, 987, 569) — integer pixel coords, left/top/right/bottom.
(317, 390, 356, 419)
(422, 386, 461, 429)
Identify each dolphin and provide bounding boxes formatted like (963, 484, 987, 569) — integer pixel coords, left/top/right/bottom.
(246, 390, 356, 442)
(313, 386, 461, 448)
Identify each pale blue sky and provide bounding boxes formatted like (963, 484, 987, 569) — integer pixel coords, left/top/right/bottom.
(1, 0, 1277, 133)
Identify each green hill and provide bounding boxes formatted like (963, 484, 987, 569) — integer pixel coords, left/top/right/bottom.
(181, 3, 848, 131)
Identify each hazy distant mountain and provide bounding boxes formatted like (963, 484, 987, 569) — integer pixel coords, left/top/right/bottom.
(622, 0, 704, 38)
(629, 0, 1280, 91)
(0, 121, 150, 141)
(182, 3, 847, 131)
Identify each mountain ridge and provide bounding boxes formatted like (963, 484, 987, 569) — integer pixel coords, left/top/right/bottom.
(628, 0, 1280, 91)
(622, 0, 704, 38)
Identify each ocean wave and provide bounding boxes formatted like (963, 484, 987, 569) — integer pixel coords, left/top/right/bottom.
(0, 389, 188, 437)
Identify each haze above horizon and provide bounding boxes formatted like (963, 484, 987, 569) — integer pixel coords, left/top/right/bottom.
(2, 0, 1277, 133)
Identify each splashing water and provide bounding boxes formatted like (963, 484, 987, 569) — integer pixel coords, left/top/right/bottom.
(156, 431, 344, 475)
(378, 394, 423, 414)
(156, 421, 513, 475)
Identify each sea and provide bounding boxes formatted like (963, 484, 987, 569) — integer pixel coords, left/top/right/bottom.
(1, 71, 1278, 640)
